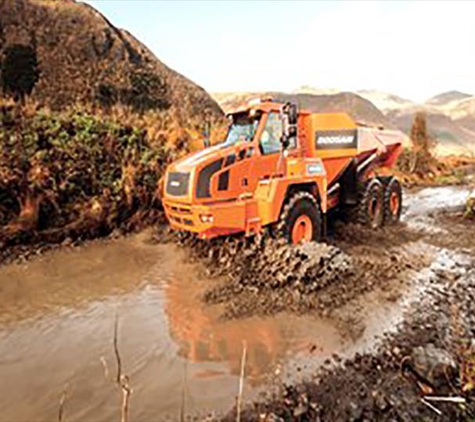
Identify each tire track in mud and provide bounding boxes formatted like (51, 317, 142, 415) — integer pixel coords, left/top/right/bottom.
(166, 224, 429, 322)
(229, 249, 475, 422)
(161, 186, 471, 323)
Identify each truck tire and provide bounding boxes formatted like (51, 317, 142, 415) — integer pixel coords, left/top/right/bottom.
(279, 191, 321, 244)
(342, 178, 384, 229)
(359, 178, 384, 229)
(383, 177, 402, 224)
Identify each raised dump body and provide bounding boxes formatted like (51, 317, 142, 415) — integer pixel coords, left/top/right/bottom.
(163, 100, 404, 243)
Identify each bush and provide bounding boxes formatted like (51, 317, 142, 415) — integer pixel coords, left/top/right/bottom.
(0, 101, 176, 246)
(465, 195, 475, 219)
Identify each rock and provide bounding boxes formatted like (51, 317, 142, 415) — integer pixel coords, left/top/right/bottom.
(347, 401, 363, 421)
(62, 237, 73, 247)
(293, 402, 308, 417)
(411, 343, 457, 388)
(373, 390, 390, 412)
(263, 413, 284, 422)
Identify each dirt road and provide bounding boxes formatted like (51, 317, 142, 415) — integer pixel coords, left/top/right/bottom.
(0, 186, 472, 422)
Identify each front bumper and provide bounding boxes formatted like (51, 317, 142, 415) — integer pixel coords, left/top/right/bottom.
(163, 197, 258, 239)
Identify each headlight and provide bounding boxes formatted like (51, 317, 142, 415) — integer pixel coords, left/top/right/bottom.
(199, 214, 214, 223)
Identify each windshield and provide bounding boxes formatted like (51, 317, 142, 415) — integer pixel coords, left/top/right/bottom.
(222, 113, 261, 146)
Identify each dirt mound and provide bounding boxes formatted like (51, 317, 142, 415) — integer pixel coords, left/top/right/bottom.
(172, 222, 426, 319)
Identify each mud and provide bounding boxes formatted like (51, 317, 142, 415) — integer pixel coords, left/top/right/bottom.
(219, 186, 475, 421)
(0, 232, 360, 422)
(230, 262, 475, 422)
(172, 215, 428, 321)
(0, 186, 473, 422)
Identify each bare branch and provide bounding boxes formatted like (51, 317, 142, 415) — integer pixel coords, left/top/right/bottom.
(113, 311, 122, 384)
(113, 312, 132, 422)
(424, 396, 466, 404)
(120, 375, 132, 422)
(58, 381, 70, 422)
(420, 398, 442, 416)
(236, 340, 247, 422)
(180, 361, 188, 422)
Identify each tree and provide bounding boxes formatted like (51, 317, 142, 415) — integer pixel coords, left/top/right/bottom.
(410, 112, 434, 152)
(408, 112, 436, 175)
(1, 44, 40, 102)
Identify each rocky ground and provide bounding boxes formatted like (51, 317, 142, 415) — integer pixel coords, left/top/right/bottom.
(165, 188, 475, 421)
(172, 223, 428, 321)
(225, 258, 475, 421)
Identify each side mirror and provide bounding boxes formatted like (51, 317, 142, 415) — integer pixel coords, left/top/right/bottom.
(280, 102, 298, 150)
(287, 103, 298, 125)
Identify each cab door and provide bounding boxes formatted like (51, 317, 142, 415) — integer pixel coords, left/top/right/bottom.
(248, 112, 284, 187)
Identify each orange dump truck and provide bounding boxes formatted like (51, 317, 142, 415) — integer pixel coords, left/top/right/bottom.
(163, 99, 404, 244)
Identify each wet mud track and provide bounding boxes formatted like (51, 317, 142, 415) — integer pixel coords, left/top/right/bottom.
(0, 186, 473, 421)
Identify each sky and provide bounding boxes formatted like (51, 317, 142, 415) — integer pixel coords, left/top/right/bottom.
(84, 0, 475, 102)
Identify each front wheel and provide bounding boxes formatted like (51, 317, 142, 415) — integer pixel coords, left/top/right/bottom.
(279, 191, 321, 244)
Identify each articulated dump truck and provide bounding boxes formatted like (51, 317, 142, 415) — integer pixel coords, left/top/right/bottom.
(163, 99, 404, 244)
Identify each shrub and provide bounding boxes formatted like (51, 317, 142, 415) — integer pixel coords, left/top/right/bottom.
(0, 101, 176, 246)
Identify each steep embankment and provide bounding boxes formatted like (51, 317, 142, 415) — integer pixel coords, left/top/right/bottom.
(0, 102, 174, 261)
(0, 0, 222, 126)
(0, 0, 225, 261)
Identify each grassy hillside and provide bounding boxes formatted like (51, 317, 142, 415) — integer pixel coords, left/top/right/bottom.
(0, 99, 194, 257)
(0, 0, 230, 258)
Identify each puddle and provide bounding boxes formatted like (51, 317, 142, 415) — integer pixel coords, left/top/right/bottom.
(402, 186, 470, 234)
(0, 233, 344, 422)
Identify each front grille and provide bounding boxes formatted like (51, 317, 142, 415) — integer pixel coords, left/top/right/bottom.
(169, 215, 194, 227)
(166, 172, 190, 196)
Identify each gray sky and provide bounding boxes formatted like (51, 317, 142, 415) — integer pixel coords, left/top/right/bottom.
(86, 0, 475, 102)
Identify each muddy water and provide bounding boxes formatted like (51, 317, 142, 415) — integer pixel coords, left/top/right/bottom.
(0, 233, 343, 422)
(0, 186, 471, 422)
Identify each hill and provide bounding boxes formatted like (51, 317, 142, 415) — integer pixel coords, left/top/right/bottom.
(426, 90, 472, 106)
(356, 90, 416, 113)
(0, 0, 222, 127)
(350, 88, 475, 156)
(213, 91, 390, 128)
(0, 0, 226, 256)
(387, 109, 475, 156)
(214, 88, 475, 156)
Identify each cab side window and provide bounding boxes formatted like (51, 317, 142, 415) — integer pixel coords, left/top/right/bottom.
(259, 112, 283, 155)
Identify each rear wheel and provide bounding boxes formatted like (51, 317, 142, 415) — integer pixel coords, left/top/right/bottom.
(342, 178, 385, 229)
(382, 177, 402, 224)
(360, 178, 384, 229)
(279, 191, 321, 244)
